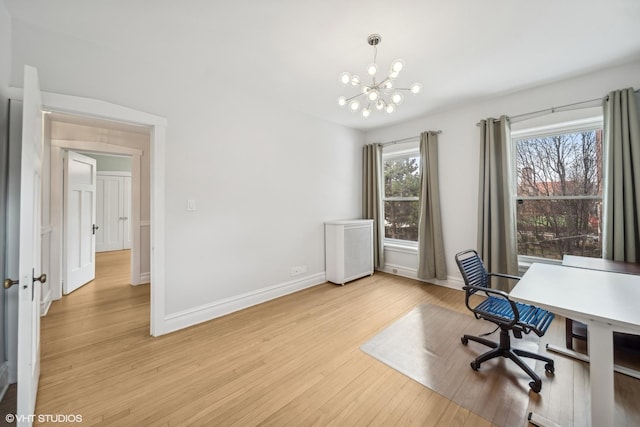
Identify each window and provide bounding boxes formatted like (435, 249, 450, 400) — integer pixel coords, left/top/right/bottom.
(513, 120, 603, 260)
(383, 149, 420, 243)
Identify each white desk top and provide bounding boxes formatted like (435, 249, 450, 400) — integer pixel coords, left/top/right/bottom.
(510, 263, 640, 333)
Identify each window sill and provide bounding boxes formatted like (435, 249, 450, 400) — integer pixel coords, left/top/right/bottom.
(517, 255, 561, 274)
(384, 241, 418, 255)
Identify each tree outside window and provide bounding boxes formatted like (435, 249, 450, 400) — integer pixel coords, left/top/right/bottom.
(383, 153, 420, 242)
(515, 126, 602, 260)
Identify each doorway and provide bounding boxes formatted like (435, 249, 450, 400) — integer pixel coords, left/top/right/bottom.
(45, 112, 151, 304)
(28, 88, 167, 336)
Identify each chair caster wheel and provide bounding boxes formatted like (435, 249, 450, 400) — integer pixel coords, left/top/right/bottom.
(470, 361, 479, 371)
(545, 363, 555, 374)
(529, 381, 541, 393)
(461, 337, 468, 345)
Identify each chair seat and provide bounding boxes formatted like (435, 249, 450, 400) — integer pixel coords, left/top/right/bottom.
(475, 296, 554, 336)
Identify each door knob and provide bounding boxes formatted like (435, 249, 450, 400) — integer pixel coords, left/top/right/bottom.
(33, 273, 47, 284)
(4, 278, 18, 289)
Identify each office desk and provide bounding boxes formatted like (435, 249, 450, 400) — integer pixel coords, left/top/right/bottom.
(510, 263, 640, 427)
(562, 255, 640, 349)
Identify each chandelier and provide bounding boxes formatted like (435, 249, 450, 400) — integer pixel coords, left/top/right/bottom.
(338, 34, 421, 118)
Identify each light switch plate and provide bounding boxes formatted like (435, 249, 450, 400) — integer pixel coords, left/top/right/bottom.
(187, 199, 196, 211)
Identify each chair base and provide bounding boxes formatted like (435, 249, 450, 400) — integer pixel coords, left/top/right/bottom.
(461, 328, 554, 393)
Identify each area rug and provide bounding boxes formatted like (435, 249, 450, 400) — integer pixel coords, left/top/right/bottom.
(360, 304, 544, 426)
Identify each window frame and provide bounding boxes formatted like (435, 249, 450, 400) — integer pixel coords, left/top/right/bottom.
(381, 145, 421, 246)
(511, 116, 604, 264)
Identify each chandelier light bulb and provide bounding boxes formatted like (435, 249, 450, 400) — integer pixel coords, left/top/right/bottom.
(367, 90, 379, 102)
(367, 63, 377, 76)
(350, 75, 361, 86)
(391, 59, 405, 73)
(389, 70, 400, 79)
(391, 92, 404, 104)
(362, 108, 371, 118)
(386, 104, 395, 114)
(410, 83, 422, 94)
(337, 96, 347, 107)
(339, 72, 351, 85)
(349, 99, 360, 112)
(383, 81, 393, 89)
(376, 100, 385, 110)
(363, 86, 371, 94)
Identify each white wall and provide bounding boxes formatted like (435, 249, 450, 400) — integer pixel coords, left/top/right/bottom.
(9, 18, 364, 325)
(366, 60, 640, 285)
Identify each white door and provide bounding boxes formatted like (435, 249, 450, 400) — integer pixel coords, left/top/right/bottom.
(13, 65, 44, 427)
(96, 174, 132, 252)
(64, 152, 97, 294)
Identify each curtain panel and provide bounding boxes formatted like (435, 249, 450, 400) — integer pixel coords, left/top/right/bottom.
(477, 116, 518, 291)
(417, 132, 447, 280)
(363, 144, 385, 269)
(602, 87, 640, 262)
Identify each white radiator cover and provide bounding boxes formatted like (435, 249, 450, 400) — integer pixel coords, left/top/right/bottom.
(325, 220, 374, 285)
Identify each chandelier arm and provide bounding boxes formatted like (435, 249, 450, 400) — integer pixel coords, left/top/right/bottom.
(344, 92, 366, 102)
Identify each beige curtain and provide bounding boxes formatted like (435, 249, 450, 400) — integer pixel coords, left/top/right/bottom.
(477, 116, 518, 291)
(602, 88, 640, 262)
(417, 132, 447, 280)
(363, 144, 384, 269)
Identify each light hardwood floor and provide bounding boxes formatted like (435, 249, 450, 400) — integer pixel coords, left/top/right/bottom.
(32, 250, 639, 426)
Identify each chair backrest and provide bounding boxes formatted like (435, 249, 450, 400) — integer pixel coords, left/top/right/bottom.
(455, 249, 488, 294)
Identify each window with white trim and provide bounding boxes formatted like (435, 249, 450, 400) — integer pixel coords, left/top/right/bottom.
(383, 148, 420, 243)
(513, 118, 603, 260)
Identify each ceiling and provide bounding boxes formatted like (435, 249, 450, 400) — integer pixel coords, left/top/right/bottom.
(5, 0, 640, 131)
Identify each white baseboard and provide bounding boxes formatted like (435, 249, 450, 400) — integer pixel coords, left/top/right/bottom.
(40, 288, 52, 316)
(379, 263, 464, 291)
(41, 299, 52, 317)
(0, 362, 9, 402)
(161, 272, 327, 335)
(137, 272, 151, 285)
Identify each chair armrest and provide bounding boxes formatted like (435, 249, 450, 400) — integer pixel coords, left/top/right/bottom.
(463, 285, 510, 299)
(463, 285, 520, 328)
(487, 272, 521, 281)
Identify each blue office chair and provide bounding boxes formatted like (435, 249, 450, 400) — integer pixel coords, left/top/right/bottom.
(455, 249, 555, 393)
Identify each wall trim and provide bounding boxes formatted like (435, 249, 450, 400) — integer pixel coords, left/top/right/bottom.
(159, 272, 327, 335)
(96, 171, 132, 177)
(379, 262, 464, 291)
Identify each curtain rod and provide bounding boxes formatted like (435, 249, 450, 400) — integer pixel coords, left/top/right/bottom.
(381, 130, 442, 147)
(475, 88, 640, 127)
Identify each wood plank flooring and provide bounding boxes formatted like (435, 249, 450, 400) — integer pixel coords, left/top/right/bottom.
(31, 250, 639, 426)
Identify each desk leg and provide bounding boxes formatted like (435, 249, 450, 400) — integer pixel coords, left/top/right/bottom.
(587, 323, 614, 427)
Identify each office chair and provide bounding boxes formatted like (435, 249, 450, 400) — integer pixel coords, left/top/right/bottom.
(455, 249, 555, 393)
